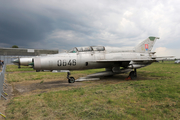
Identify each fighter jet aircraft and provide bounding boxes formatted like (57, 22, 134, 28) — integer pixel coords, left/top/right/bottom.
(30, 36, 166, 83)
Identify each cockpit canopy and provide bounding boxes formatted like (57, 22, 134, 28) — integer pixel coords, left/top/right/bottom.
(68, 46, 105, 53)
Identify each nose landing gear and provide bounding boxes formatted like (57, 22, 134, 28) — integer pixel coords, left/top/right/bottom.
(126, 69, 137, 80)
(67, 72, 75, 83)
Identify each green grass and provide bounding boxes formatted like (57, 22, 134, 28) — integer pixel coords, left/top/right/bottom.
(6, 64, 34, 72)
(7, 72, 66, 83)
(5, 63, 180, 119)
(6, 65, 105, 83)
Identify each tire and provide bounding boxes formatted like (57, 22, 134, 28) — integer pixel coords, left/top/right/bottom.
(130, 71, 136, 80)
(69, 77, 75, 83)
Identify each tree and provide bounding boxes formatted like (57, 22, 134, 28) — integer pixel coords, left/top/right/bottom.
(12, 45, 19, 48)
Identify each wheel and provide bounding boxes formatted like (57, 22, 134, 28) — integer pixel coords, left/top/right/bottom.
(68, 77, 75, 83)
(129, 71, 136, 80)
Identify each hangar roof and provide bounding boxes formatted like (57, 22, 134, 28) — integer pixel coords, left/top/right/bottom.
(0, 48, 58, 56)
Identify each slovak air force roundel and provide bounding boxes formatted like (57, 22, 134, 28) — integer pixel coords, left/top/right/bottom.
(145, 44, 148, 51)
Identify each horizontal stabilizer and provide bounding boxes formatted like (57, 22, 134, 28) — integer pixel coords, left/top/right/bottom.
(151, 56, 174, 61)
(151, 56, 174, 59)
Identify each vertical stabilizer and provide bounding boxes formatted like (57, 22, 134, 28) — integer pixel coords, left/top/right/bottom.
(135, 36, 159, 53)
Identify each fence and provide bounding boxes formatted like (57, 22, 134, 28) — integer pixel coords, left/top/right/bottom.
(0, 55, 50, 65)
(0, 55, 30, 64)
(0, 64, 7, 119)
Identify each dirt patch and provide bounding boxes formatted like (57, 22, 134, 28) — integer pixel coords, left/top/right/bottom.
(12, 79, 85, 96)
(10, 74, 153, 96)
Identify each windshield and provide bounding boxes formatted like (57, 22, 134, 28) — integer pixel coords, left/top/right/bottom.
(92, 46, 105, 51)
(68, 48, 77, 53)
(68, 46, 105, 53)
(76, 46, 92, 52)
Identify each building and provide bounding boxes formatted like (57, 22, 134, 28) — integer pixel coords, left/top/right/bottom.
(0, 48, 59, 64)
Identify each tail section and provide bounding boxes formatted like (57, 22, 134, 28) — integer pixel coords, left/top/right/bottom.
(135, 36, 159, 53)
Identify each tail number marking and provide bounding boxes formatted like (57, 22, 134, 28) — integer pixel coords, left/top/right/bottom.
(57, 59, 76, 66)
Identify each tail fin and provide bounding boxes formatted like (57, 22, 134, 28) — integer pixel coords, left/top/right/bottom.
(135, 36, 159, 53)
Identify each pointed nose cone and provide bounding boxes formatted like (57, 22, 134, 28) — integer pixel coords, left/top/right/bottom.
(12, 59, 19, 64)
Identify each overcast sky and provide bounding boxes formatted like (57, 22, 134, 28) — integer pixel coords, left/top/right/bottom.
(0, 0, 180, 57)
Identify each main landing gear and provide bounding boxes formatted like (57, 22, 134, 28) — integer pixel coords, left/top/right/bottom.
(126, 69, 137, 80)
(67, 72, 75, 83)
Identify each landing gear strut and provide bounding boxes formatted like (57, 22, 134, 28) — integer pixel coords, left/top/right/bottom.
(18, 63, 21, 69)
(126, 69, 137, 80)
(67, 72, 75, 83)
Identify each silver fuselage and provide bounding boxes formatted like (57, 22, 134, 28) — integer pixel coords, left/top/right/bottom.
(34, 51, 154, 70)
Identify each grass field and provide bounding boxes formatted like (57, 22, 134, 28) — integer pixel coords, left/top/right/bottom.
(6, 64, 105, 83)
(6, 65, 34, 72)
(4, 63, 180, 119)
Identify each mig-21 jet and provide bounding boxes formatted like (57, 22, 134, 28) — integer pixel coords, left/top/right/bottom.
(29, 36, 169, 83)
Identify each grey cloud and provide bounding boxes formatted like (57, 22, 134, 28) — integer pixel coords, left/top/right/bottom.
(0, 6, 53, 48)
(0, 0, 180, 58)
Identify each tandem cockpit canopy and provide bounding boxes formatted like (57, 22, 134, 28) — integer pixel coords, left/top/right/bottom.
(68, 46, 105, 53)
